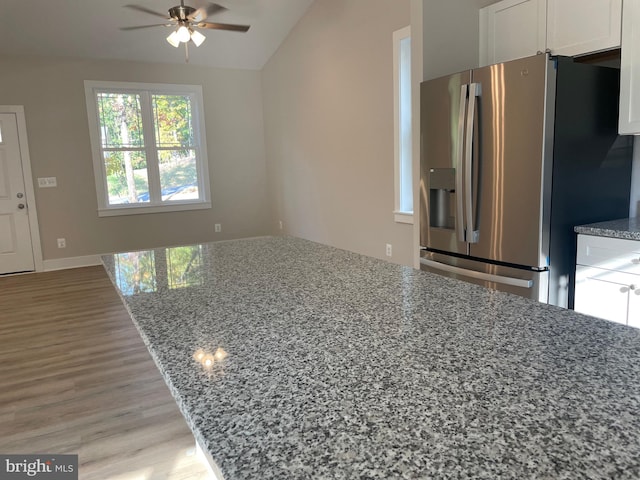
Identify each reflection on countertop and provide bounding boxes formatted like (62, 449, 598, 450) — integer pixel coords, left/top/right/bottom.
(102, 236, 640, 480)
(111, 244, 204, 294)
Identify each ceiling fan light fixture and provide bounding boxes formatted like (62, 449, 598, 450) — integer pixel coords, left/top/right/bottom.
(176, 25, 191, 43)
(123, 2, 251, 61)
(190, 29, 206, 47)
(166, 30, 181, 47)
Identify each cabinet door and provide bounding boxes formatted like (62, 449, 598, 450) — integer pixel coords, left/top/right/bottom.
(479, 0, 546, 67)
(628, 287, 640, 328)
(547, 0, 621, 57)
(575, 266, 629, 325)
(620, 0, 640, 134)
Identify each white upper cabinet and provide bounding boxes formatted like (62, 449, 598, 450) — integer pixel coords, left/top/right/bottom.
(480, 0, 622, 67)
(480, 0, 546, 67)
(620, 0, 640, 135)
(547, 0, 621, 57)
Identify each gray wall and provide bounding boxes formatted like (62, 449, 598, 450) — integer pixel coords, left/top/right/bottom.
(423, 0, 498, 80)
(0, 55, 270, 260)
(261, 0, 413, 266)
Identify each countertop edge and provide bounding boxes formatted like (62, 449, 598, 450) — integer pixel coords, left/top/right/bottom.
(574, 218, 640, 241)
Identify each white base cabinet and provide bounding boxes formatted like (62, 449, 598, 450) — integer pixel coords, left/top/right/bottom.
(480, 0, 622, 67)
(575, 234, 640, 328)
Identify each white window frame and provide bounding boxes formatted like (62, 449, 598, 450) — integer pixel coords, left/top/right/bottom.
(84, 80, 211, 217)
(393, 26, 413, 224)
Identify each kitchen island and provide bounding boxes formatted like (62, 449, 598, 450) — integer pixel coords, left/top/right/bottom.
(103, 236, 640, 479)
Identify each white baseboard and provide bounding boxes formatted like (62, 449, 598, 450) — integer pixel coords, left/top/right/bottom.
(41, 237, 272, 273)
(43, 254, 103, 272)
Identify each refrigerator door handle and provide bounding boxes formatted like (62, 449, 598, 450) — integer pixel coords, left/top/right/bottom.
(465, 82, 481, 244)
(456, 84, 468, 244)
(420, 257, 534, 289)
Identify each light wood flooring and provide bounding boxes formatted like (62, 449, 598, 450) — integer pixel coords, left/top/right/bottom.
(0, 266, 211, 480)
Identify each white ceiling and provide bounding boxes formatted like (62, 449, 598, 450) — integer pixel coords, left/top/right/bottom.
(0, 0, 314, 70)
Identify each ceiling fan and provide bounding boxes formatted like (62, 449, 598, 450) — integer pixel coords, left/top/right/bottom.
(121, 1, 251, 62)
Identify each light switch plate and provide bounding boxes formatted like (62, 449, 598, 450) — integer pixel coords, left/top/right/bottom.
(37, 177, 57, 188)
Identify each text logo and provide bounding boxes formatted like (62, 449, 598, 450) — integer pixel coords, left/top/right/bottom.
(0, 455, 78, 480)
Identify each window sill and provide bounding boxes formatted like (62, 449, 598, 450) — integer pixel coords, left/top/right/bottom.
(394, 211, 414, 224)
(98, 201, 211, 217)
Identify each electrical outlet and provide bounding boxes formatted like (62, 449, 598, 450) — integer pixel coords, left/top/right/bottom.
(386, 244, 392, 257)
(279, 220, 283, 230)
(214, 224, 221, 233)
(38, 177, 57, 188)
(57, 238, 66, 249)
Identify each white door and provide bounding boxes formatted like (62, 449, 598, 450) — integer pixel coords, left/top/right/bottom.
(0, 112, 35, 274)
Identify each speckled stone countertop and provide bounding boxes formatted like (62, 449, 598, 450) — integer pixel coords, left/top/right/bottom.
(102, 236, 640, 479)
(575, 217, 640, 241)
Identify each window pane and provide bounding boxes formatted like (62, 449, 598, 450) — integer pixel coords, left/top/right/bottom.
(152, 94, 194, 147)
(103, 150, 150, 205)
(97, 93, 144, 148)
(158, 149, 199, 201)
(399, 36, 413, 213)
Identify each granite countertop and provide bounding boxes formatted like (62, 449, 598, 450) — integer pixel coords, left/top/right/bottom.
(102, 236, 640, 479)
(575, 218, 640, 241)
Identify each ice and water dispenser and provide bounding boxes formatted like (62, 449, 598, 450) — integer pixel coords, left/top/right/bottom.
(428, 168, 456, 230)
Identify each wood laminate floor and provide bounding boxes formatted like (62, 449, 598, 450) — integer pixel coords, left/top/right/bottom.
(0, 266, 211, 480)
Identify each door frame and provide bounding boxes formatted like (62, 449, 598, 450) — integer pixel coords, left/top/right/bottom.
(1, 105, 43, 273)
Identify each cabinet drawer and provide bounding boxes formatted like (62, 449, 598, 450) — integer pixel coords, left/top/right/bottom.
(576, 264, 640, 288)
(575, 265, 640, 325)
(576, 234, 640, 273)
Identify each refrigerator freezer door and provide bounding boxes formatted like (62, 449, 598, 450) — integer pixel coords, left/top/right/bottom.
(420, 251, 549, 302)
(468, 54, 552, 269)
(420, 70, 472, 255)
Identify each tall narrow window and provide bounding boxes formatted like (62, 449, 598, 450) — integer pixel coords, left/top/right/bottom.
(85, 81, 210, 216)
(393, 26, 413, 223)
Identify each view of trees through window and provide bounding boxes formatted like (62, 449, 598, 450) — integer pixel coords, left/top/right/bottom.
(114, 245, 204, 295)
(97, 92, 199, 205)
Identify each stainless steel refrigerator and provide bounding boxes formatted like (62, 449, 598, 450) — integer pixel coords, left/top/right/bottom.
(419, 53, 632, 308)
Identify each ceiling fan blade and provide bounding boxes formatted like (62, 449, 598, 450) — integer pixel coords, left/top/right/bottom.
(124, 4, 169, 19)
(120, 23, 170, 31)
(197, 22, 250, 32)
(190, 2, 227, 22)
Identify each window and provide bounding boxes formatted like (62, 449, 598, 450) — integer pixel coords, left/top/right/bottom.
(84, 81, 210, 216)
(393, 26, 413, 224)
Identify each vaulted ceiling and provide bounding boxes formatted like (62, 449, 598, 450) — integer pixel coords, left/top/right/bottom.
(0, 0, 315, 70)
